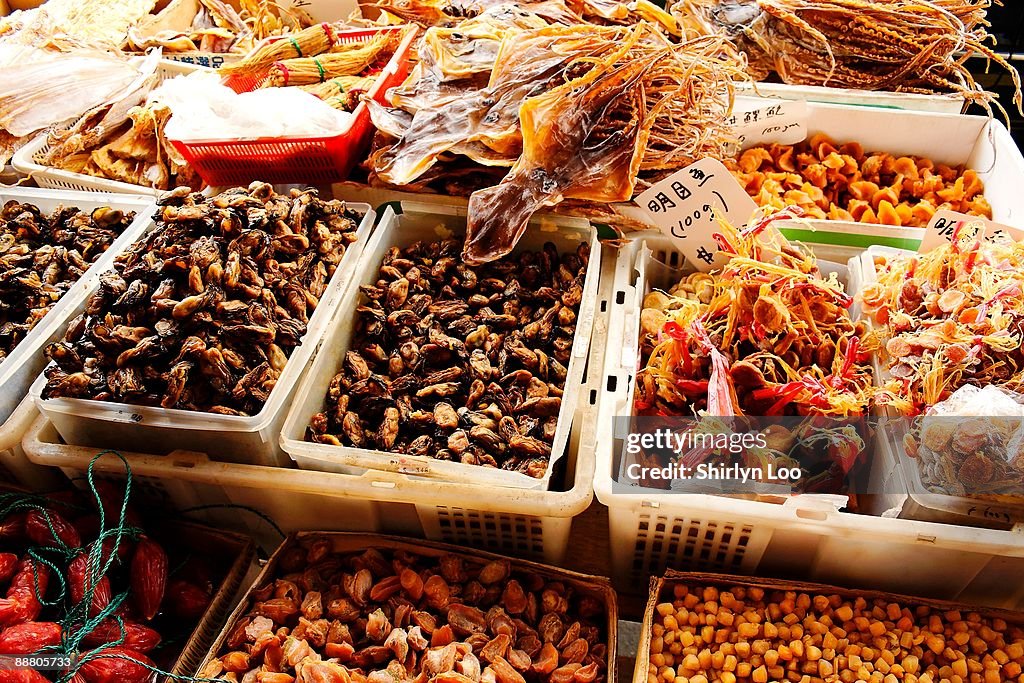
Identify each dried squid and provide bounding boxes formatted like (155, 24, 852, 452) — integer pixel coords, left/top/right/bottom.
(673, 0, 1022, 113)
(636, 210, 873, 418)
(859, 226, 1024, 416)
(369, 15, 744, 263)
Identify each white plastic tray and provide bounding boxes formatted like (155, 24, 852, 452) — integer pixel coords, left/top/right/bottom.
(594, 231, 1024, 609)
(10, 61, 201, 197)
(280, 202, 600, 490)
(31, 200, 375, 468)
(736, 81, 965, 114)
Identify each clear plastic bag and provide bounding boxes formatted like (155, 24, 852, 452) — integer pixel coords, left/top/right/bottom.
(155, 71, 352, 142)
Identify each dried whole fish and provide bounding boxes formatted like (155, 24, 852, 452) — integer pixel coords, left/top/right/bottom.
(42, 183, 360, 415)
(0, 201, 134, 362)
(307, 237, 589, 477)
(199, 539, 611, 683)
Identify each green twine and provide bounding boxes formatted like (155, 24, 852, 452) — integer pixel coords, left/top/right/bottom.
(289, 36, 303, 57)
(314, 57, 326, 82)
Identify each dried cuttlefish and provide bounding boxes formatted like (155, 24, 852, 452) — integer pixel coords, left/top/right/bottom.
(308, 237, 588, 478)
(369, 16, 744, 264)
(42, 183, 360, 415)
(673, 0, 1023, 114)
(0, 201, 134, 362)
(637, 210, 873, 419)
(860, 224, 1024, 416)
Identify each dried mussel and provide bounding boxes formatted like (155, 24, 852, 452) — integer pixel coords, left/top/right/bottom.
(308, 238, 589, 478)
(0, 200, 134, 362)
(200, 540, 611, 683)
(41, 182, 361, 415)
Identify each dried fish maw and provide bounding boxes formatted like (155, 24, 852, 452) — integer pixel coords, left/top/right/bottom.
(463, 44, 656, 264)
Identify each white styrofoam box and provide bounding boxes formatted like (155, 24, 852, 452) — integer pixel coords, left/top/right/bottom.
(855, 244, 1024, 528)
(20, 248, 612, 560)
(594, 231, 1024, 610)
(0, 187, 155, 481)
(31, 203, 376, 469)
(280, 203, 600, 490)
(736, 81, 965, 114)
(10, 61, 204, 197)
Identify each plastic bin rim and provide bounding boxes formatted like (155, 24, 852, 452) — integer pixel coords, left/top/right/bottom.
(21, 412, 596, 516)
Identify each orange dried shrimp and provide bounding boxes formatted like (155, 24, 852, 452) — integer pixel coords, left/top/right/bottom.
(726, 134, 990, 227)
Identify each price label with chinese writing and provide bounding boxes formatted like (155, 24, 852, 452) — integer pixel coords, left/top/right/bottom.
(635, 158, 758, 272)
(919, 209, 1024, 253)
(726, 100, 809, 148)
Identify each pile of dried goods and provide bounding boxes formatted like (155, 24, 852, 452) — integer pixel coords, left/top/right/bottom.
(125, 0, 315, 55)
(859, 230, 1024, 416)
(673, 0, 1022, 113)
(41, 183, 360, 415)
(41, 75, 202, 191)
(367, 16, 744, 263)
(200, 539, 611, 683)
(647, 580, 1024, 683)
(636, 211, 872, 418)
(308, 237, 589, 478)
(375, 0, 680, 34)
(0, 200, 134, 362)
(727, 135, 990, 227)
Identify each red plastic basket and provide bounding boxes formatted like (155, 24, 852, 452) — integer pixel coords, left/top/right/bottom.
(169, 26, 417, 186)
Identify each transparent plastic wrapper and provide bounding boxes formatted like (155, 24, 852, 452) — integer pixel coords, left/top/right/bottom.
(0, 47, 157, 138)
(912, 385, 1024, 497)
(155, 72, 352, 142)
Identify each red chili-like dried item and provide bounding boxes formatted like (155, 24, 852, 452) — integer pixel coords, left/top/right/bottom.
(0, 621, 62, 654)
(77, 646, 155, 683)
(129, 537, 167, 621)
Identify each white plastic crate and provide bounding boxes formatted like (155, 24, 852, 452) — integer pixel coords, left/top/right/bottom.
(20, 247, 610, 561)
(594, 231, 1024, 610)
(0, 186, 155, 486)
(855, 245, 1024, 528)
(10, 61, 203, 197)
(736, 82, 965, 114)
(280, 203, 600, 490)
(0, 398, 65, 489)
(31, 202, 375, 469)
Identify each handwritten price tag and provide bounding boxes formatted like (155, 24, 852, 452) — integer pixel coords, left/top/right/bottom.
(919, 209, 1024, 253)
(635, 158, 758, 272)
(726, 100, 809, 148)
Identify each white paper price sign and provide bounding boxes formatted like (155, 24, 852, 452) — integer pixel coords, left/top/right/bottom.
(726, 100, 809, 147)
(635, 158, 758, 272)
(919, 209, 1024, 253)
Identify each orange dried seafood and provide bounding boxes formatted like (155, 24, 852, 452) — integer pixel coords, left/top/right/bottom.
(726, 134, 991, 228)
